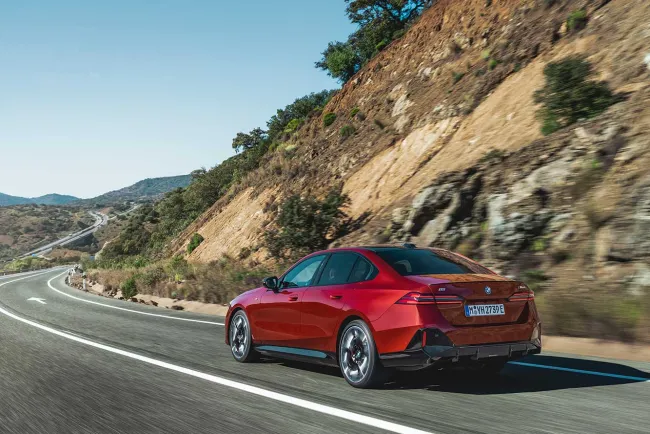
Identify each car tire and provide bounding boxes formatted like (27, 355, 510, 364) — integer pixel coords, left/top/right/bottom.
(338, 320, 388, 388)
(229, 310, 257, 363)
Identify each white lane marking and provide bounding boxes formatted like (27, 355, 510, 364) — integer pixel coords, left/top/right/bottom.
(27, 297, 47, 305)
(0, 297, 432, 434)
(0, 269, 59, 288)
(0, 269, 59, 280)
(509, 361, 650, 382)
(47, 271, 224, 326)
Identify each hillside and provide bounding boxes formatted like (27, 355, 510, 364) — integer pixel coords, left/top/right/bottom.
(92, 0, 650, 342)
(0, 205, 94, 261)
(0, 192, 79, 207)
(77, 174, 192, 206)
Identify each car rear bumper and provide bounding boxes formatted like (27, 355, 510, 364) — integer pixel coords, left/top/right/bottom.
(379, 339, 542, 369)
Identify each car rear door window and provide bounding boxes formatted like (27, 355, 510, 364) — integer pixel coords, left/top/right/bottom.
(316, 253, 357, 286)
(348, 257, 376, 283)
(282, 255, 326, 288)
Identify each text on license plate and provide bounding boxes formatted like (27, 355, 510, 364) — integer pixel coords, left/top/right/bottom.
(465, 304, 505, 317)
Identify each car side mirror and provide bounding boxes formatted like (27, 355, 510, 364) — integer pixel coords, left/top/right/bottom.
(262, 276, 279, 292)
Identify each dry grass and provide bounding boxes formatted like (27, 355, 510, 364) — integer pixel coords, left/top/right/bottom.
(88, 257, 277, 304)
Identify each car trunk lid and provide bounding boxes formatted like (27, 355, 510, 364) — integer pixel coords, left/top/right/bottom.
(407, 274, 529, 326)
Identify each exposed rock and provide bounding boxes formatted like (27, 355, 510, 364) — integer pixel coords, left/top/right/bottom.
(416, 194, 460, 246)
(633, 183, 650, 258)
(405, 183, 456, 235)
(492, 211, 553, 259)
(130, 297, 138, 303)
(629, 263, 650, 296)
(507, 156, 573, 207)
(390, 207, 411, 231)
(151, 300, 158, 307)
(171, 305, 184, 311)
(547, 213, 574, 233)
(645, 53, 650, 71)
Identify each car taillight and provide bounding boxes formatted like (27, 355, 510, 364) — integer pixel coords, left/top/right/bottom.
(509, 284, 535, 301)
(396, 292, 463, 306)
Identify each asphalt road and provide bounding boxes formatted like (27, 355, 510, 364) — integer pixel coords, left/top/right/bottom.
(0, 269, 648, 434)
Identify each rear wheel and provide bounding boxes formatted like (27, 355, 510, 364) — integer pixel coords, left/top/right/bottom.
(338, 320, 388, 388)
(229, 310, 257, 362)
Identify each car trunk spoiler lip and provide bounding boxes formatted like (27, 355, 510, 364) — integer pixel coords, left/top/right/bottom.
(406, 274, 516, 285)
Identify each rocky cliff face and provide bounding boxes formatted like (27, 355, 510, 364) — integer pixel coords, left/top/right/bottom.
(172, 0, 649, 340)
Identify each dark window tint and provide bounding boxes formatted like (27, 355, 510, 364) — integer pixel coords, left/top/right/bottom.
(317, 253, 357, 285)
(348, 257, 375, 283)
(375, 249, 489, 276)
(282, 255, 326, 288)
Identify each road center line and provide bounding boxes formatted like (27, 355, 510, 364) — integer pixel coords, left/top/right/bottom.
(47, 271, 224, 326)
(509, 361, 649, 382)
(0, 275, 432, 434)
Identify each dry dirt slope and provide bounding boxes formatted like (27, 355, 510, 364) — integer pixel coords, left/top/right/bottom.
(172, 0, 649, 270)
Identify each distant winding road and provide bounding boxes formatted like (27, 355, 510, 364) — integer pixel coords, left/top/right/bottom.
(18, 211, 108, 259)
(0, 269, 648, 433)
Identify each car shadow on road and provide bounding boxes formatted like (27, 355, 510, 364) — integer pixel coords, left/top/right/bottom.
(266, 354, 649, 394)
(386, 354, 650, 394)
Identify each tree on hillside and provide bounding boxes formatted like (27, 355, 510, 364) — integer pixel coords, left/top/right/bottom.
(232, 127, 268, 153)
(317, 0, 433, 82)
(266, 90, 337, 139)
(346, 0, 432, 27)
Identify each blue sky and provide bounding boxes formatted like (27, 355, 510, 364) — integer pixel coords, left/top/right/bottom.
(0, 0, 354, 198)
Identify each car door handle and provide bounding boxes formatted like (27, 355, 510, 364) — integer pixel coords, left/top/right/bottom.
(288, 296, 299, 301)
(329, 295, 342, 300)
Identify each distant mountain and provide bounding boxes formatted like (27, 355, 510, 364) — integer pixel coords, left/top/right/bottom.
(0, 192, 79, 207)
(78, 174, 192, 205)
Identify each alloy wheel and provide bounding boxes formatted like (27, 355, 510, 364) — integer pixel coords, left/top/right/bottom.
(230, 313, 249, 359)
(341, 325, 370, 383)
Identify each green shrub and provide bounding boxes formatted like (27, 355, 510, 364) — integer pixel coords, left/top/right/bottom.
(323, 112, 337, 127)
(187, 233, 204, 254)
(567, 9, 588, 32)
(265, 190, 350, 259)
(349, 107, 360, 118)
(121, 276, 138, 299)
(488, 58, 498, 70)
(166, 255, 189, 282)
(283, 118, 302, 134)
(452, 71, 465, 84)
(480, 49, 491, 61)
(340, 125, 356, 139)
(392, 29, 407, 40)
(531, 238, 547, 252)
(139, 266, 167, 287)
(375, 40, 388, 52)
(534, 57, 617, 135)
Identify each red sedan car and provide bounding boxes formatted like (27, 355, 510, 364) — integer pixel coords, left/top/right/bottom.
(225, 244, 541, 388)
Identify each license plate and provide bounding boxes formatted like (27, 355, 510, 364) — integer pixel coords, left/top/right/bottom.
(465, 304, 505, 317)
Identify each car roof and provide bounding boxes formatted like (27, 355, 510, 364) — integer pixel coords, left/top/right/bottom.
(312, 244, 444, 254)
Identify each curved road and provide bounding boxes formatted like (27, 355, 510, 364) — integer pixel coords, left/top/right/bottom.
(0, 269, 648, 433)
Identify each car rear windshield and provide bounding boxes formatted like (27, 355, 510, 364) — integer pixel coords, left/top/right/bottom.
(374, 248, 492, 276)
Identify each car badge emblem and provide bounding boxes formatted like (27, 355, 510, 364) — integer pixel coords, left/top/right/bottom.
(484, 286, 492, 295)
